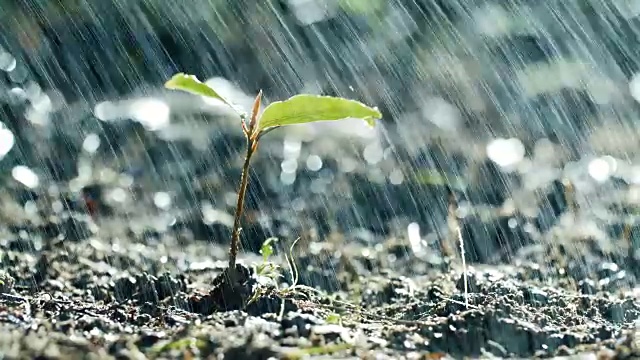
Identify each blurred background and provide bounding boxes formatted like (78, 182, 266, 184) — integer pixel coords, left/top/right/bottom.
(1, 0, 640, 268)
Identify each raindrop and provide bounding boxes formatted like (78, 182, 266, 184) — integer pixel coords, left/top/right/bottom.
(280, 171, 296, 185)
(94, 101, 119, 121)
(12, 166, 39, 188)
(118, 174, 134, 187)
(129, 98, 170, 130)
(110, 188, 128, 203)
(82, 134, 101, 153)
(306, 155, 323, 171)
(225, 192, 237, 207)
(32, 94, 53, 113)
(486, 138, 525, 168)
(407, 222, 423, 254)
(289, 0, 337, 25)
(0, 125, 15, 159)
(588, 157, 614, 183)
(630, 73, 640, 103)
(25, 105, 50, 126)
(389, 168, 404, 185)
(281, 159, 298, 173)
(52, 200, 64, 213)
(0, 52, 16, 72)
(24, 201, 37, 216)
(283, 137, 302, 158)
(363, 143, 384, 165)
(153, 192, 172, 210)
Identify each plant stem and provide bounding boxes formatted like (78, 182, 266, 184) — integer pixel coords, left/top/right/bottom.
(228, 137, 256, 283)
(447, 189, 468, 308)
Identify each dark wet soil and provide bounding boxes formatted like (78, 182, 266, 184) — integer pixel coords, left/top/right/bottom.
(1, 114, 640, 360)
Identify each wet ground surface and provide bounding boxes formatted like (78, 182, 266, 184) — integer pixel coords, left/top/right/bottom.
(1, 117, 640, 360)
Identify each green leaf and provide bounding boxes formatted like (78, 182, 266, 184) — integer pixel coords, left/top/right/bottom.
(413, 169, 467, 191)
(260, 237, 278, 263)
(164, 73, 235, 109)
(257, 95, 382, 133)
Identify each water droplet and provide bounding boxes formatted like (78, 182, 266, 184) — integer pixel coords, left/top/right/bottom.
(94, 101, 118, 121)
(306, 155, 323, 171)
(588, 157, 614, 183)
(130, 98, 170, 130)
(389, 168, 404, 185)
(280, 171, 296, 185)
(363, 143, 384, 165)
(283, 137, 302, 158)
(0, 125, 15, 159)
(12, 166, 39, 188)
(281, 159, 298, 173)
(0, 52, 16, 72)
(153, 192, 172, 210)
(407, 222, 423, 254)
(110, 188, 128, 203)
(82, 134, 101, 153)
(487, 138, 525, 168)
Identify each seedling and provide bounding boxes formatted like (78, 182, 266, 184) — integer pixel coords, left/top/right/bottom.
(164, 73, 382, 284)
(447, 189, 468, 308)
(250, 237, 325, 319)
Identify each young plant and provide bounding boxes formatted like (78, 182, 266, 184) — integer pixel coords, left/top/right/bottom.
(250, 237, 323, 319)
(447, 189, 468, 308)
(164, 73, 382, 283)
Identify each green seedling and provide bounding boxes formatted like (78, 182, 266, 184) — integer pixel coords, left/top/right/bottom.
(250, 237, 325, 320)
(446, 189, 468, 308)
(255, 237, 281, 283)
(165, 73, 382, 284)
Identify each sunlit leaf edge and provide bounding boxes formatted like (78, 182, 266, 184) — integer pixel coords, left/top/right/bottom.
(164, 73, 235, 110)
(257, 94, 382, 132)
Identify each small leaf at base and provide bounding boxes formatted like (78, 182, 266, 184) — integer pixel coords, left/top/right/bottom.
(257, 94, 382, 133)
(260, 237, 278, 263)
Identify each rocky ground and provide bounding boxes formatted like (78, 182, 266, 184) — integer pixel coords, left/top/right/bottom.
(1, 112, 640, 360)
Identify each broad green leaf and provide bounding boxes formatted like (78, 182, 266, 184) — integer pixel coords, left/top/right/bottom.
(164, 73, 234, 109)
(257, 95, 382, 132)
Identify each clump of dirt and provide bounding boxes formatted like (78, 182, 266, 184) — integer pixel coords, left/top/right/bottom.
(189, 264, 255, 314)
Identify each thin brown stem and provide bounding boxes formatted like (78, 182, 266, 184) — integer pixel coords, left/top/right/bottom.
(228, 137, 257, 282)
